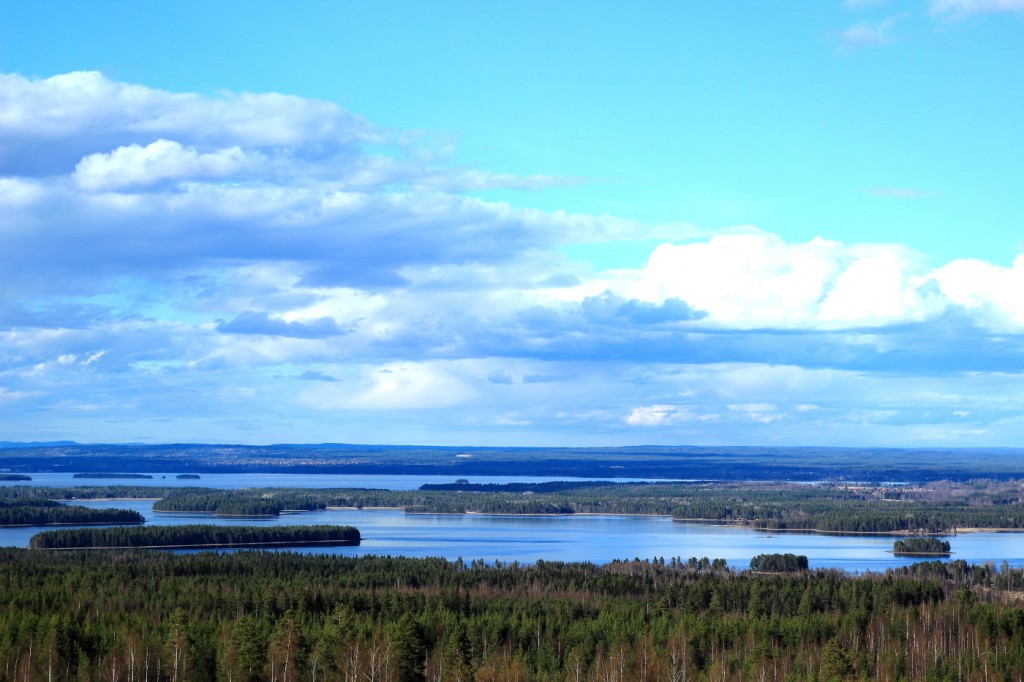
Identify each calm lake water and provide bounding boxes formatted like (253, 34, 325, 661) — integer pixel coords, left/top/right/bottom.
(3, 494, 1024, 572)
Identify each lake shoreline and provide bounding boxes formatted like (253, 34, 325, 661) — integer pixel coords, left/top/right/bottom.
(58, 500, 1024, 535)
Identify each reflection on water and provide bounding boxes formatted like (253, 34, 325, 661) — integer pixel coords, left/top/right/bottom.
(3, 498, 1023, 572)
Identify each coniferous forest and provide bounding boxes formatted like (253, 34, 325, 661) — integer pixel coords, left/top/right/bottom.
(3, 549, 1024, 681)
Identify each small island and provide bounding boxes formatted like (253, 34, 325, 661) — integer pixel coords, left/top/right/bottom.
(893, 537, 951, 556)
(176, 473, 201, 479)
(29, 524, 361, 549)
(0, 474, 32, 481)
(749, 553, 809, 572)
(72, 473, 154, 479)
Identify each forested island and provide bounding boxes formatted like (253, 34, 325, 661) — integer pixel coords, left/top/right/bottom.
(894, 537, 952, 556)
(2, 549, 1024, 680)
(0, 499, 144, 526)
(0, 473, 31, 481)
(749, 553, 809, 572)
(28, 524, 360, 549)
(175, 473, 201, 479)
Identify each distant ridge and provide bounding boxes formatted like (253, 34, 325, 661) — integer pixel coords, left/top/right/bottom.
(0, 441, 80, 449)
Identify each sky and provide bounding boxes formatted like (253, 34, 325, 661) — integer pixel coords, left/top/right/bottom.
(1, 1, 1023, 447)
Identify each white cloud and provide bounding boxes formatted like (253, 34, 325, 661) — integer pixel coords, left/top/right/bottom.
(548, 229, 1024, 333)
(81, 350, 106, 365)
(626, 404, 700, 426)
(930, 255, 1024, 330)
(5, 71, 1024, 446)
(572, 230, 945, 330)
(74, 139, 259, 189)
(0, 177, 43, 206)
(0, 71, 371, 147)
(306, 362, 476, 410)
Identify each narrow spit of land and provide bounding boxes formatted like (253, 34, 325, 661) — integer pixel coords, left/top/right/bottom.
(0, 499, 144, 526)
(28, 524, 360, 549)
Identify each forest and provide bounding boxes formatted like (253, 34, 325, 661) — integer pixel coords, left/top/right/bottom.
(2, 549, 1024, 681)
(27, 524, 360, 549)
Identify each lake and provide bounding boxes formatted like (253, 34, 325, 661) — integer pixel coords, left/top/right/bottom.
(0, 472, 671, 490)
(4, 495, 1024, 572)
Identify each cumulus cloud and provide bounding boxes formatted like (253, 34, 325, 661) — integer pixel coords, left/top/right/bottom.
(74, 139, 259, 189)
(556, 229, 1024, 333)
(0, 70, 371, 156)
(930, 255, 1024, 330)
(5, 70, 1024, 446)
(0, 73, 626, 298)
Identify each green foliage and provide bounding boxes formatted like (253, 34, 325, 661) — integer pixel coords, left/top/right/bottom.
(2, 550, 1024, 681)
(749, 553, 809, 572)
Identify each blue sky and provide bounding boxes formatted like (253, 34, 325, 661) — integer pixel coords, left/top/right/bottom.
(1, 1, 1023, 446)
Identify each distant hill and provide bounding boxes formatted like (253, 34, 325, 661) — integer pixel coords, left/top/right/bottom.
(0, 441, 80, 449)
(3, 442, 1024, 483)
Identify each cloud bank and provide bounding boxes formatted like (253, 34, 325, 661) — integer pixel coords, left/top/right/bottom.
(2, 71, 1024, 446)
